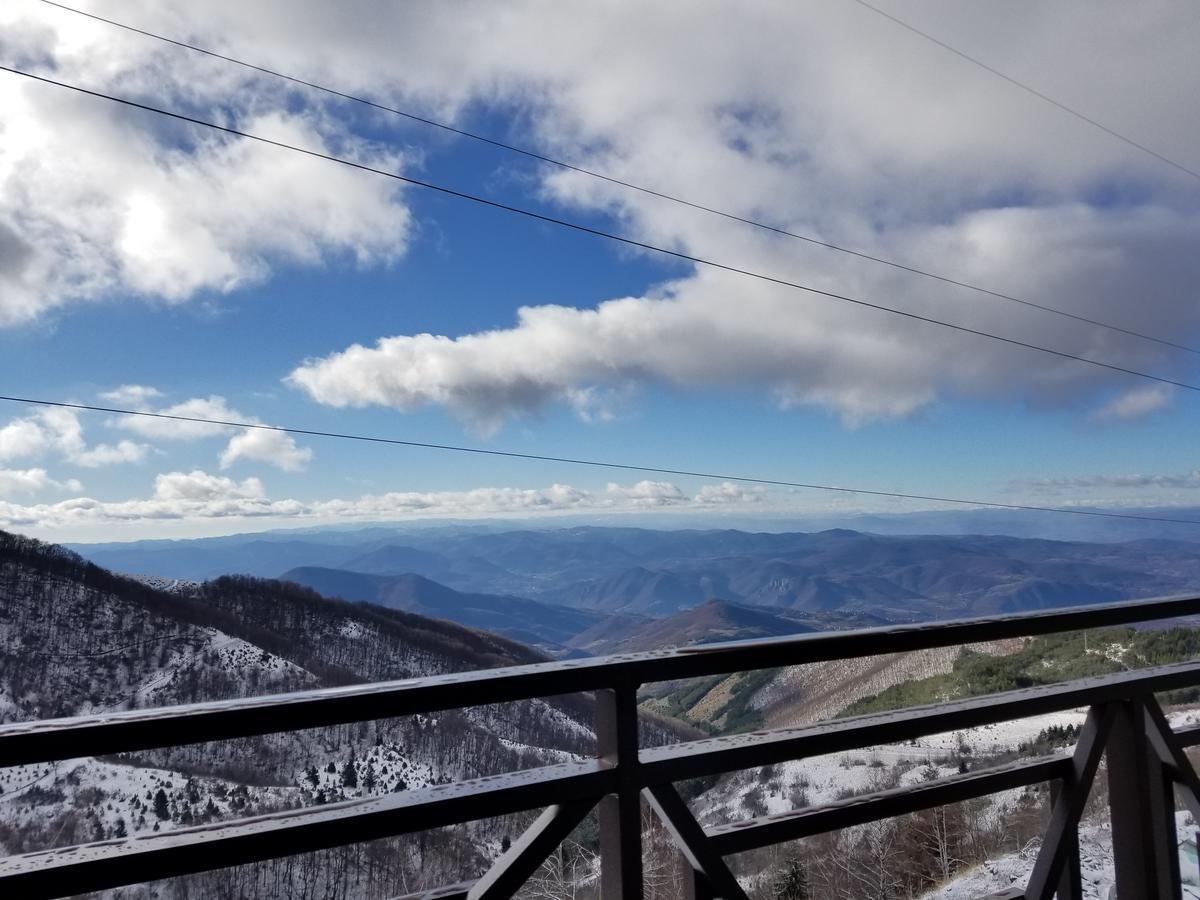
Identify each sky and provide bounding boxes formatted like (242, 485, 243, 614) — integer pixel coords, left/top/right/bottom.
(1, 0, 1200, 542)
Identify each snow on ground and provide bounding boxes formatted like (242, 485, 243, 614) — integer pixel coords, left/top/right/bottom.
(131, 628, 314, 706)
(899, 709, 1088, 756)
(496, 736, 583, 764)
(0, 738, 446, 854)
(0, 755, 298, 844)
(339, 619, 367, 639)
(528, 697, 596, 741)
(925, 813, 1200, 899)
(699, 705, 1200, 826)
(696, 708, 1093, 824)
(1170, 707, 1200, 729)
(126, 575, 202, 595)
(302, 740, 437, 800)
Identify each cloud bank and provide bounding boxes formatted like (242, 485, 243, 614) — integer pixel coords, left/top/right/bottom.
(0, 474, 763, 530)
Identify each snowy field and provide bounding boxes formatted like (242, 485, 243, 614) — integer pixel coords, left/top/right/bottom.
(697, 708, 1097, 824)
(698, 704, 1200, 897)
(925, 814, 1200, 899)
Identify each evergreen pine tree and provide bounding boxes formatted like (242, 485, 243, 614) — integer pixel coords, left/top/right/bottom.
(773, 858, 810, 900)
(153, 788, 169, 820)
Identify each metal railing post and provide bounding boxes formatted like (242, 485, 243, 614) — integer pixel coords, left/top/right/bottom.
(596, 681, 644, 900)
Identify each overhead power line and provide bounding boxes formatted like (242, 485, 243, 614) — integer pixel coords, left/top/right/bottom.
(35, 0, 1200, 358)
(3, 394, 1199, 528)
(851, 0, 1200, 184)
(5, 65, 1200, 399)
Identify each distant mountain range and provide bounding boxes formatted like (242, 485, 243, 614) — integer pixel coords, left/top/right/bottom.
(74, 526, 1200, 635)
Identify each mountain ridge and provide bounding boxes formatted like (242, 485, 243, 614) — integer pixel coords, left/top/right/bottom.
(278, 565, 606, 651)
(73, 526, 1200, 623)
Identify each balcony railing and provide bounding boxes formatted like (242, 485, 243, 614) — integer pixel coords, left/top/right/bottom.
(2, 594, 1200, 899)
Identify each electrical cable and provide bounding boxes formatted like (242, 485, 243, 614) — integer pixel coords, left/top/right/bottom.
(850, 0, 1200, 184)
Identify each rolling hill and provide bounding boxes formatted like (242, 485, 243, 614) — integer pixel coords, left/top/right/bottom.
(279, 566, 606, 651)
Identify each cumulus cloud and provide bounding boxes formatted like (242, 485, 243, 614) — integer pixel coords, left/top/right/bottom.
(153, 469, 265, 502)
(603, 480, 686, 506)
(287, 275, 942, 431)
(289, 201, 1200, 430)
(0, 476, 763, 529)
(0, 4, 412, 324)
(107, 391, 315, 471)
(0, 468, 82, 497)
(99, 385, 163, 407)
(7, 0, 1200, 433)
(249, 0, 1198, 430)
(1090, 385, 1174, 422)
(112, 395, 242, 440)
(695, 482, 766, 505)
(0, 417, 48, 463)
(0, 408, 149, 470)
(72, 440, 150, 468)
(220, 429, 313, 472)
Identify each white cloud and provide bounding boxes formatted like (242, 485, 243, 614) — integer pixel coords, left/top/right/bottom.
(0, 468, 82, 497)
(107, 392, 315, 471)
(113, 396, 241, 440)
(0, 418, 48, 463)
(1090, 385, 1173, 422)
(5, 0, 1200, 430)
(153, 470, 265, 502)
(289, 201, 1200, 430)
(269, 0, 1197, 428)
(72, 440, 150, 468)
(0, 408, 149, 469)
(99, 384, 163, 407)
(1019, 471, 1200, 492)
(220, 429, 313, 472)
(695, 482, 766, 505)
(603, 480, 686, 507)
(0, 4, 412, 324)
(0, 474, 771, 529)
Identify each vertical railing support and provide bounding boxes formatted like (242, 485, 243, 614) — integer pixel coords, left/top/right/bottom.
(643, 784, 748, 900)
(1048, 780, 1082, 900)
(1107, 699, 1179, 900)
(679, 856, 712, 900)
(596, 681, 644, 900)
(1026, 704, 1113, 900)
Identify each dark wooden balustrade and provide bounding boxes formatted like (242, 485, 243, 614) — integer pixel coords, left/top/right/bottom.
(3, 593, 1200, 899)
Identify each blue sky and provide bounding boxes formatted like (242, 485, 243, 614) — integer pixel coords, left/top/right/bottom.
(2, 1, 1200, 541)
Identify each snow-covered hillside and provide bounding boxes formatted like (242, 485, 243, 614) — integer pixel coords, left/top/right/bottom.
(0, 530, 603, 898)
